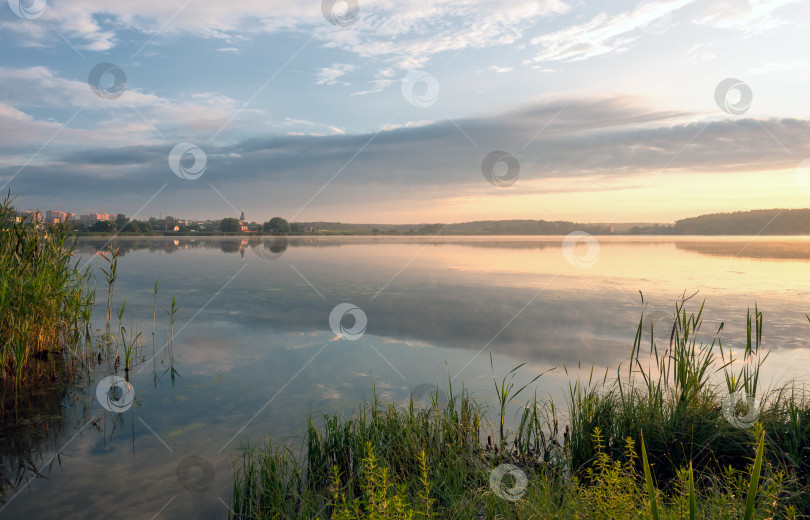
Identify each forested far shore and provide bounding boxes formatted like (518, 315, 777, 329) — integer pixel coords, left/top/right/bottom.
(12, 207, 810, 236)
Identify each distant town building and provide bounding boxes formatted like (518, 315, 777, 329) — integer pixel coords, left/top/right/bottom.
(46, 210, 67, 223)
(239, 209, 249, 232)
(20, 210, 43, 224)
(79, 212, 114, 225)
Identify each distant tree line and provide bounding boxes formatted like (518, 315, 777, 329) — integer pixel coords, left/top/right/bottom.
(629, 224, 676, 235)
(673, 209, 810, 235)
(52, 208, 810, 236)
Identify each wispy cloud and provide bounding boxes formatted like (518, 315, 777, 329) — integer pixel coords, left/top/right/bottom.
(3, 0, 570, 76)
(692, 0, 803, 33)
(322, 0, 570, 71)
(351, 68, 396, 96)
(528, 0, 696, 63)
(315, 63, 355, 86)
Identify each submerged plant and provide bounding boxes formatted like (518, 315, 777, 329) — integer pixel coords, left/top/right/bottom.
(98, 246, 120, 345)
(721, 305, 768, 399)
(164, 295, 181, 383)
(119, 325, 141, 374)
(114, 297, 126, 363)
(152, 278, 160, 381)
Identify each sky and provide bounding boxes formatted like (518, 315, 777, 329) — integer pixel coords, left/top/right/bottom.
(0, 0, 809, 224)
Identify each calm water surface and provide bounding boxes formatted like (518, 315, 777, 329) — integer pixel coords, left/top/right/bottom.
(2, 235, 810, 519)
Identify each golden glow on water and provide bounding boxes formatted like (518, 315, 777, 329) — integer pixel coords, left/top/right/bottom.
(320, 236, 810, 297)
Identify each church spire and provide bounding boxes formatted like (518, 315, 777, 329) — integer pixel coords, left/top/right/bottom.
(240, 209, 246, 221)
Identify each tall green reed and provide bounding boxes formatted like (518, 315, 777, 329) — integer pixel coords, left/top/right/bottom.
(0, 194, 94, 387)
(165, 295, 180, 383)
(490, 352, 548, 456)
(98, 246, 120, 345)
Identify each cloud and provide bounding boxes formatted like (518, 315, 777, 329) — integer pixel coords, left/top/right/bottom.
(529, 0, 696, 63)
(282, 117, 316, 126)
(275, 116, 345, 136)
(488, 65, 514, 73)
(321, 0, 570, 71)
(3, 0, 571, 76)
(684, 42, 719, 62)
(0, 102, 67, 144)
(381, 120, 434, 131)
(351, 68, 397, 96)
(0, 66, 243, 144)
(4, 0, 310, 51)
(5, 96, 809, 215)
(315, 63, 355, 86)
(692, 0, 803, 33)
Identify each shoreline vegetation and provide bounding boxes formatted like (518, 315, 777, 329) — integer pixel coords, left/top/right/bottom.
(1, 194, 187, 500)
(0, 194, 178, 435)
(0, 193, 180, 376)
(231, 299, 810, 519)
(17, 207, 810, 237)
(0, 197, 94, 392)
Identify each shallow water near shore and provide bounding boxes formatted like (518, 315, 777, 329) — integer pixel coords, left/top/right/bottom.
(2, 235, 810, 519)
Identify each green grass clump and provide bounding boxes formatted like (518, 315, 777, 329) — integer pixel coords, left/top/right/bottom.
(0, 195, 94, 388)
(565, 296, 810, 509)
(231, 299, 810, 519)
(232, 383, 484, 519)
(230, 388, 799, 519)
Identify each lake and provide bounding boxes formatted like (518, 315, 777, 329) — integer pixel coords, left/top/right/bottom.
(2, 235, 810, 519)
